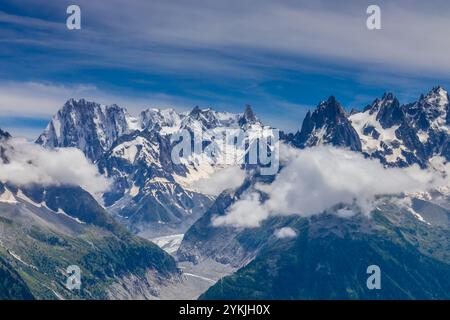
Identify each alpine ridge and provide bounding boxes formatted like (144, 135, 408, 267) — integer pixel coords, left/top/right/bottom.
(37, 101, 266, 238)
(283, 87, 449, 167)
(292, 96, 362, 151)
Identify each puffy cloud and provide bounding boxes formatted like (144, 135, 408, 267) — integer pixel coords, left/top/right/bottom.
(0, 138, 110, 195)
(213, 145, 449, 228)
(213, 192, 268, 227)
(274, 227, 297, 239)
(195, 166, 246, 196)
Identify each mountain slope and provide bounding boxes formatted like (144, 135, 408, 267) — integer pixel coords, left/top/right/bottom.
(0, 255, 35, 300)
(0, 134, 180, 299)
(179, 87, 450, 300)
(97, 129, 213, 238)
(0, 183, 180, 299)
(177, 173, 282, 267)
(201, 200, 450, 299)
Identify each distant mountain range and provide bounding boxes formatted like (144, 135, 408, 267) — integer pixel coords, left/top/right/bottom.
(36, 99, 264, 238)
(1, 86, 449, 299)
(285, 86, 449, 168)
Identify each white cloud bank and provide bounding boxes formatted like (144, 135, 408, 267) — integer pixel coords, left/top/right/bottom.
(195, 166, 246, 196)
(213, 145, 449, 228)
(0, 138, 110, 195)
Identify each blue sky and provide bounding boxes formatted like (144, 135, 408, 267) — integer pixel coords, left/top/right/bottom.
(1, 0, 450, 138)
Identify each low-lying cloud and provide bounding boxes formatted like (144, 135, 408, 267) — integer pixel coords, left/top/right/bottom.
(274, 227, 297, 239)
(195, 166, 246, 196)
(213, 145, 449, 228)
(0, 138, 111, 195)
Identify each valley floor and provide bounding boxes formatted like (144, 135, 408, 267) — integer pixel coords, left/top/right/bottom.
(151, 234, 184, 255)
(151, 234, 235, 300)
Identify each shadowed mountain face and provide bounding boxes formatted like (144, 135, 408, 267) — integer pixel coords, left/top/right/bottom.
(292, 96, 362, 152)
(0, 183, 180, 299)
(0, 256, 35, 300)
(0, 128, 10, 163)
(36, 99, 138, 162)
(0, 128, 10, 140)
(0, 185, 180, 299)
(200, 205, 450, 300)
(177, 174, 279, 267)
(239, 105, 258, 127)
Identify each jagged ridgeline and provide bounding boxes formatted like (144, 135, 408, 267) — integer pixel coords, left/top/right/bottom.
(36, 99, 263, 238)
(287, 87, 449, 167)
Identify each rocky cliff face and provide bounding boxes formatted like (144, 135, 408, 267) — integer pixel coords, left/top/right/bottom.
(36, 99, 139, 162)
(350, 87, 449, 167)
(284, 87, 449, 168)
(292, 96, 362, 152)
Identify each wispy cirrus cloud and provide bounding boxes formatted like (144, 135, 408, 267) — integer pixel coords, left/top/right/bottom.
(0, 0, 449, 93)
(1, 0, 450, 139)
(3, 0, 450, 77)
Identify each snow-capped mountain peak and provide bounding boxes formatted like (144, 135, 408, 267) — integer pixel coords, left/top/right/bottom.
(350, 87, 449, 167)
(285, 87, 448, 168)
(184, 106, 237, 130)
(350, 95, 406, 165)
(404, 86, 449, 131)
(0, 128, 10, 140)
(138, 105, 261, 136)
(360, 92, 404, 129)
(36, 99, 138, 161)
(238, 104, 258, 126)
(425, 86, 448, 105)
(139, 107, 184, 134)
(363, 92, 397, 114)
(292, 96, 362, 151)
(36, 101, 265, 237)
